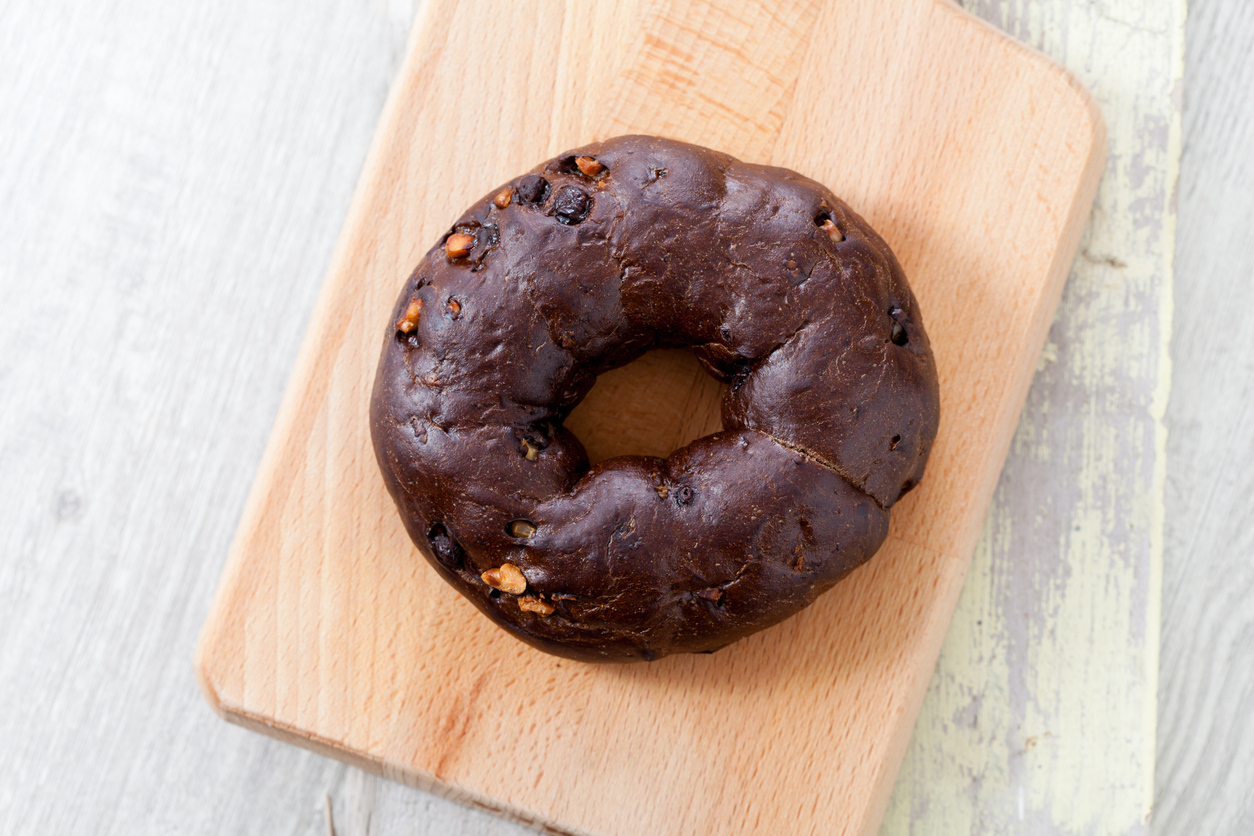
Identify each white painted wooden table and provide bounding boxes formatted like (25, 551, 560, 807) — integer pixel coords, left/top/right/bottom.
(1, 1, 1249, 833)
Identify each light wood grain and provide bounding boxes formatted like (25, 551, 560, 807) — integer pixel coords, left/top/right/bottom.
(194, 2, 1104, 834)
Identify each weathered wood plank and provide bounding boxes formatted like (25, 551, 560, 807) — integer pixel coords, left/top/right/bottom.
(1155, 1, 1254, 833)
(881, 1, 1183, 833)
(0, 1, 443, 833)
(5, 0, 1246, 833)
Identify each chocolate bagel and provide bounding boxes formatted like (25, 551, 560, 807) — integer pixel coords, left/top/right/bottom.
(370, 135, 939, 662)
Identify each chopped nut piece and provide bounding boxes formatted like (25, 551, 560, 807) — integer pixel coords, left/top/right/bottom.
(655, 485, 669, 499)
(696, 588, 723, 604)
(575, 155, 605, 177)
(820, 219, 845, 242)
(493, 188, 512, 209)
(482, 562, 527, 595)
(508, 519, 537, 539)
(446, 298, 461, 319)
(518, 595, 555, 616)
(501, 566, 527, 593)
(521, 439, 540, 461)
(445, 232, 475, 258)
(395, 298, 423, 333)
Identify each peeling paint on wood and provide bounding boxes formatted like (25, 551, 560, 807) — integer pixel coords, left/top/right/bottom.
(881, 1, 1184, 833)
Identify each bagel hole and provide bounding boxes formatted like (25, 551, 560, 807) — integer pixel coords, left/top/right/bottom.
(564, 348, 727, 465)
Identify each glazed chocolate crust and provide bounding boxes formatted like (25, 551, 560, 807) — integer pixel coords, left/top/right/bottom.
(370, 135, 940, 662)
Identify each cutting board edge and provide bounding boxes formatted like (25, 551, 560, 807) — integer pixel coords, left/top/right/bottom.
(191, 0, 445, 727)
(194, 678, 596, 836)
(940, 0, 1109, 140)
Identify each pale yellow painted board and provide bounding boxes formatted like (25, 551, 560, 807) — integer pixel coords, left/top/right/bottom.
(196, 1, 1106, 834)
(881, 1, 1183, 832)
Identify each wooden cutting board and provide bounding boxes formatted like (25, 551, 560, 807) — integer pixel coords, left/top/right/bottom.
(196, 1, 1104, 834)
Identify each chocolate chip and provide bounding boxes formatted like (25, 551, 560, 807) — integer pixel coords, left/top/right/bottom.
(427, 524, 464, 571)
(466, 224, 502, 273)
(475, 223, 500, 252)
(728, 358, 752, 392)
(515, 175, 549, 205)
(554, 186, 592, 225)
(888, 307, 909, 346)
(675, 486, 695, 506)
(551, 155, 581, 175)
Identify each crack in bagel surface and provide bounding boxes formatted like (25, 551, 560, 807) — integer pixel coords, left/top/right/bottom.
(370, 136, 940, 662)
